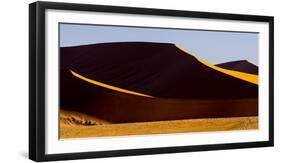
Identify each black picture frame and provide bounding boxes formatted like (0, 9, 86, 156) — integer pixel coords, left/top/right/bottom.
(29, 1, 274, 162)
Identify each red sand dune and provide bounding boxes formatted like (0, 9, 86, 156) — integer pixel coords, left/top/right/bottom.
(60, 42, 258, 123)
(216, 60, 258, 75)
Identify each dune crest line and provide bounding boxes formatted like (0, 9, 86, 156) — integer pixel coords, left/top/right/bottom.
(70, 70, 154, 98)
(175, 45, 258, 85)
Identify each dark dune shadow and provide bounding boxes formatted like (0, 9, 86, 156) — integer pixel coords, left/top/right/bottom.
(60, 76, 257, 123)
(61, 42, 258, 99)
(216, 60, 258, 75)
(60, 42, 258, 123)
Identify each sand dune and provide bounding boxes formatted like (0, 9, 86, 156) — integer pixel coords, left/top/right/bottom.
(61, 42, 258, 99)
(60, 65, 258, 123)
(70, 70, 153, 98)
(59, 42, 259, 137)
(175, 45, 258, 84)
(216, 60, 258, 75)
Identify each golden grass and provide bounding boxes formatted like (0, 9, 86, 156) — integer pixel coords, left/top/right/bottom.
(60, 110, 258, 139)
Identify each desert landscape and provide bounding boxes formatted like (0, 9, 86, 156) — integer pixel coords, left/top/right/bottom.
(60, 110, 257, 138)
(59, 42, 259, 139)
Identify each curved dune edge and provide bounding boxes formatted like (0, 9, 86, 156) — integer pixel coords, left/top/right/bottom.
(70, 45, 258, 98)
(175, 45, 258, 85)
(70, 70, 154, 98)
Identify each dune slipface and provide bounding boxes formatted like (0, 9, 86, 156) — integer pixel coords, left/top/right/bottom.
(60, 42, 258, 123)
(216, 60, 258, 75)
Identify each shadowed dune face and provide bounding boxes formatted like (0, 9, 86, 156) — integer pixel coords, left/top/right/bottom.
(60, 75, 258, 123)
(216, 60, 258, 75)
(61, 42, 258, 99)
(83, 87, 258, 123)
(60, 42, 258, 123)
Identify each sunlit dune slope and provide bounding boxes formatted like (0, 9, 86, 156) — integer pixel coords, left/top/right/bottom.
(61, 42, 258, 99)
(70, 70, 153, 98)
(175, 45, 258, 85)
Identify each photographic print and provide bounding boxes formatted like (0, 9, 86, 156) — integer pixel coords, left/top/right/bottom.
(29, 2, 273, 161)
(59, 23, 259, 139)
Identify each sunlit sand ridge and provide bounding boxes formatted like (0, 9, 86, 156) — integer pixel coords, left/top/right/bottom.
(175, 45, 258, 85)
(70, 53, 258, 98)
(70, 46, 258, 98)
(70, 70, 153, 98)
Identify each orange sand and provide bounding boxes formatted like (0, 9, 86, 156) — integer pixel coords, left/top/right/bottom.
(60, 110, 258, 139)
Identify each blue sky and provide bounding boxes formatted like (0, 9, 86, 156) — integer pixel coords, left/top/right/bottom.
(60, 23, 258, 65)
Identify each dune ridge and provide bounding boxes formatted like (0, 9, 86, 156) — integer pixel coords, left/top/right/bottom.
(60, 42, 258, 122)
(68, 44, 258, 99)
(175, 45, 258, 85)
(61, 42, 258, 99)
(216, 60, 258, 75)
(70, 70, 153, 98)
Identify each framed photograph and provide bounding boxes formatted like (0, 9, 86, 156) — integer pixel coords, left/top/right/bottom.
(29, 1, 274, 162)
